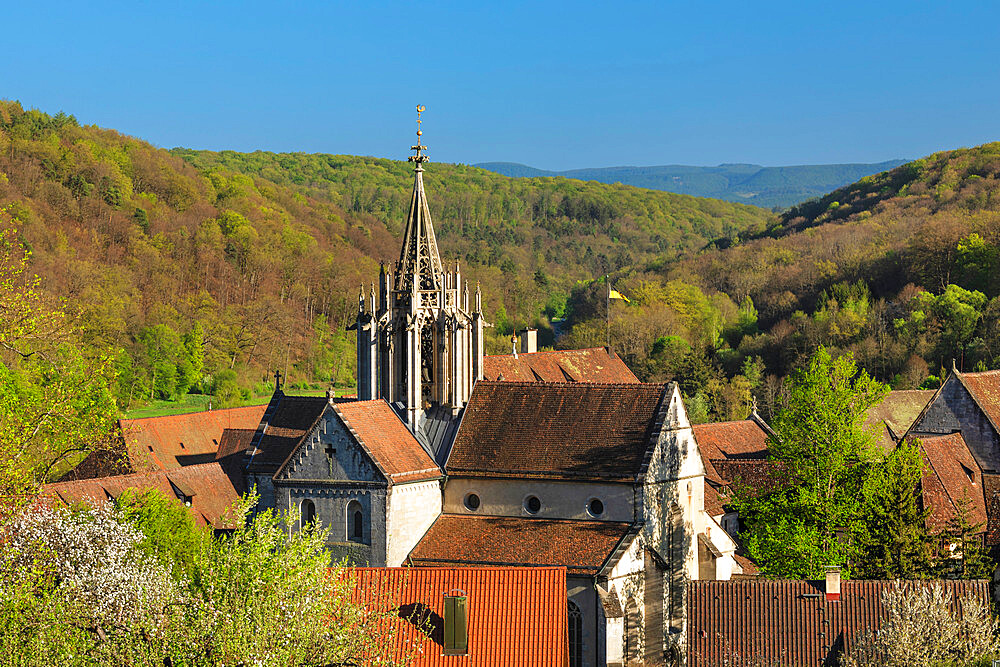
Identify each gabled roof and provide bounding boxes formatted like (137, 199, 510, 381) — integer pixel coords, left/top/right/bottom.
(916, 432, 988, 533)
(332, 400, 442, 484)
(348, 566, 569, 667)
(41, 461, 244, 528)
(956, 370, 1000, 437)
(687, 579, 990, 667)
(215, 428, 256, 460)
(408, 514, 635, 576)
(63, 405, 267, 480)
(246, 395, 330, 472)
(692, 418, 771, 485)
(483, 347, 639, 384)
(446, 381, 669, 481)
(866, 390, 935, 450)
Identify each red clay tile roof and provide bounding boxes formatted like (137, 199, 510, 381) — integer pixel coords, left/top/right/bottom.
(687, 579, 990, 667)
(216, 428, 256, 460)
(447, 381, 668, 481)
(333, 401, 442, 484)
(865, 390, 935, 450)
(916, 432, 988, 534)
(247, 395, 330, 472)
(41, 461, 244, 528)
(984, 474, 1000, 544)
(958, 370, 1000, 437)
(408, 514, 634, 575)
(62, 405, 267, 481)
(349, 566, 568, 667)
(483, 347, 639, 383)
(703, 483, 726, 516)
(692, 419, 771, 485)
(711, 459, 787, 497)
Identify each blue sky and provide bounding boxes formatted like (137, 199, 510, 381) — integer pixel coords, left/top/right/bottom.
(4, 1, 999, 170)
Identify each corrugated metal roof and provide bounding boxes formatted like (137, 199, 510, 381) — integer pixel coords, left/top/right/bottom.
(483, 347, 639, 384)
(447, 381, 668, 481)
(348, 566, 569, 667)
(687, 579, 991, 667)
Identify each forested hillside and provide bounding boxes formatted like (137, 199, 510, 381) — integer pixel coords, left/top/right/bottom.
(571, 142, 1000, 422)
(474, 160, 906, 209)
(0, 101, 773, 413)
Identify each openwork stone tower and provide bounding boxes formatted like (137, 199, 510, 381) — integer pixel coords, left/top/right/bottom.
(355, 107, 485, 434)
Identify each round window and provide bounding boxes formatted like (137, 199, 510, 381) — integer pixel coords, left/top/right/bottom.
(588, 498, 605, 517)
(464, 493, 481, 511)
(524, 495, 541, 514)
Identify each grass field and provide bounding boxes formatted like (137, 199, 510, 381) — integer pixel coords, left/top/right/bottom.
(123, 387, 357, 419)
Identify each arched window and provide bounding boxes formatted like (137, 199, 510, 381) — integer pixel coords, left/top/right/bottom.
(567, 600, 583, 667)
(347, 499, 364, 543)
(300, 499, 316, 530)
(624, 597, 641, 662)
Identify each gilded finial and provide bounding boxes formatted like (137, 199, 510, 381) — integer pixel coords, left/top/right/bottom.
(408, 105, 428, 167)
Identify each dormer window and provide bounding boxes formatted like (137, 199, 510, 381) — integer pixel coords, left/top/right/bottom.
(443, 592, 468, 655)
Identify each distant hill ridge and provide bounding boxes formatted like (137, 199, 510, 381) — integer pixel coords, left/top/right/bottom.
(474, 159, 907, 210)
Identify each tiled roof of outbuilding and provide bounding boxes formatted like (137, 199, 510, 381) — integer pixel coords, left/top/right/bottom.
(446, 381, 668, 481)
(687, 579, 990, 667)
(483, 347, 639, 383)
(349, 566, 569, 667)
(917, 432, 988, 533)
(63, 405, 267, 480)
(957, 370, 1000, 436)
(865, 390, 934, 450)
(41, 461, 244, 528)
(692, 419, 770, 485)
(216, 428, 256, 460)
(333, 400, 442, 484)
(408, 514, 635, 575)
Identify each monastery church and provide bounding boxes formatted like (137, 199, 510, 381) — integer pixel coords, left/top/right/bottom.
(48, 121, 767, 667)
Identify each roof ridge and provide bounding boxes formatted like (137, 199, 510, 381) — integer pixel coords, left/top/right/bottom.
(121, 402, 268, 423)
(44, 460, 226, 489)
(483, 347, 607, 359)
(477, 379, 666, 388)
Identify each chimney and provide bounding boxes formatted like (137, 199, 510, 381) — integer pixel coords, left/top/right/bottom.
(824, 567, 841, 602)
(520, 328, 537, 354)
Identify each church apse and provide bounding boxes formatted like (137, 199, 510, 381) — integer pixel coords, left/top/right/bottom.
(354, 107, 486, 443)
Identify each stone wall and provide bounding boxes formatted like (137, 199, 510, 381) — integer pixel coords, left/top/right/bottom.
(912, 376, 1000, 472)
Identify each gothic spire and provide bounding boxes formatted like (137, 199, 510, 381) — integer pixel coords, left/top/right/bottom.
(396, 105, 444, 294)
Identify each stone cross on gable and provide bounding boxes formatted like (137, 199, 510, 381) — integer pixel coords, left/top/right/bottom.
(325, 441, 336, 476)
(274, 369, 283, 392)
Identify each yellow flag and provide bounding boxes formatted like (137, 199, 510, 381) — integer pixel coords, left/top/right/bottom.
(609, 289, 630, 303)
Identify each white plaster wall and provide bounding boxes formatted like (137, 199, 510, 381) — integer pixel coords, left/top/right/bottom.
(703, 513, 739, 580)
(443, 477, 635, 522)
(386, 479, 442, 566)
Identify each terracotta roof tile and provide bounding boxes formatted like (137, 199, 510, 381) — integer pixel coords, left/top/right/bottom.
(247, 395, 329, 471)
(447, 381, 668, 481)
(334, 401, 442, 484)
(865, 390, 935, 450)
(408, 514, 634, 575)
(41, 461, 243, 528)
(348, 566, 568, 667)
(687, 579, 990, 667)
(916, 432, 988, 533)
(216, 428, 256, 460)
(958, 370, 1000, 436)
(692, 419, 770, 486)
(483, 347, 639, 383)
(63, 405, 267, 481)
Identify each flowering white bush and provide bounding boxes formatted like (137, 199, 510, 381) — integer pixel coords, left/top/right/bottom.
(842, 584, 1000, 667)
(5, 502, 175, 630)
